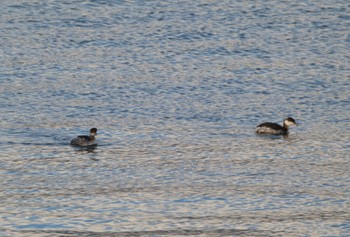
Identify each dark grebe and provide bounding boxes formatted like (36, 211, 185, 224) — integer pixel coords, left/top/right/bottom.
(256, 117, 297, 135)
(70, 128, 97, 146)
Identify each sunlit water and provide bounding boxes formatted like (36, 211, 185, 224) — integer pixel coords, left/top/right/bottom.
(1, 0, 349, 236)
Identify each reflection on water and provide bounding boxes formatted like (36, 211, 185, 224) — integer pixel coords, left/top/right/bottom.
(0, 0, 349, 236)
(72, 144, 98, 153)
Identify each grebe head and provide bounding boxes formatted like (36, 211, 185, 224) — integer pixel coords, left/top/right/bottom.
(283, 117, 297, 128)
(90, 128, 97, 136)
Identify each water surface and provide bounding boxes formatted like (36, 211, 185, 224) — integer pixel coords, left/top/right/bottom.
(1, 0, 349, 236)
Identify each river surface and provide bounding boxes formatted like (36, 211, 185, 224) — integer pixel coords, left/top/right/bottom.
(1, 0, 349, 236)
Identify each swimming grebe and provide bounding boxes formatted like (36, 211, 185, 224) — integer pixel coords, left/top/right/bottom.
(70, 128, 97, 146)
(256, 117, 297, 135)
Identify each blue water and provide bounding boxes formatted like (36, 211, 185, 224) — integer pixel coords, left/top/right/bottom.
(1, 0, 349, 236)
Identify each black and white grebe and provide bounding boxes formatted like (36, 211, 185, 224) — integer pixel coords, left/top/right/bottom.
(256, 117, 297, 135)
(70, 128, 97, 146)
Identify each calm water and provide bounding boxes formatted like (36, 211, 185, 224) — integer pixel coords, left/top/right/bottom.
(1, 0, 350, 236)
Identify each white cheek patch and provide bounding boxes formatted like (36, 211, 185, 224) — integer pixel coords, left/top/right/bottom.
(285, 120, 295, 126)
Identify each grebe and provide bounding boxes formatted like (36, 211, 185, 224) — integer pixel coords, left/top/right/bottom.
(256, 117, 297, 135)
(70, 128, 97, 146)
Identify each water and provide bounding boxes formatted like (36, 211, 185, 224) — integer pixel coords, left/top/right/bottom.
(1, 0, 349, 236)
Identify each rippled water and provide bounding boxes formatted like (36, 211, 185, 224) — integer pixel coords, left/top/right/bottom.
(1, 0, 350, 236)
